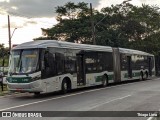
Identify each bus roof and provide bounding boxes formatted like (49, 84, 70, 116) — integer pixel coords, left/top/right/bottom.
(119, 48, 154, 56)
(12, 40, 113, 52)
(12, 40, 153, 56)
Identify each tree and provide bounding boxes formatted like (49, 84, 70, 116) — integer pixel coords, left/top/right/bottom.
(126, 4, 160, 54)
(0, 44, 9, 67)
(35, 1, 160, 55)
(35, 2, 93, 43)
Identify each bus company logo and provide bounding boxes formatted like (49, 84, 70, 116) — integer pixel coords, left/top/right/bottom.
(9, 78, 17, 82)
(10, 79, 17, 82)
(2, 112, 12, 117)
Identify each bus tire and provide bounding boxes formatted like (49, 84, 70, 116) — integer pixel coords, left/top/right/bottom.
(101, 75, 108, 87)
(61, 79, 68, 94)
(34, 92, 40, 96)
(140, 72, 144, 81)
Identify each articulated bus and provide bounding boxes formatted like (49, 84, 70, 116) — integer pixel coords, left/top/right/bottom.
(6, 40, 155, 95)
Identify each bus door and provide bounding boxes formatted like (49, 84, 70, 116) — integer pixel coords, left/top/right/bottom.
(148, 57, 152, 76)
(76, 54, 86, 85)
(127, 56, 132, 78)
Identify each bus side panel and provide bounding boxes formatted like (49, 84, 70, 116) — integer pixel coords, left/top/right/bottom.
(112, 48, 121, 82)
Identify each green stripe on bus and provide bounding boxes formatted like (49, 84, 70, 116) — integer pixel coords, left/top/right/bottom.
(124, 73, 128, 78)
(95, 76, 103, 82)
(124, 72, 140, 78)
(95, 74, 113, 82)
(108, 75, 113, 80)
(7, 77, 32, 83)
(132, 72, 140, 77)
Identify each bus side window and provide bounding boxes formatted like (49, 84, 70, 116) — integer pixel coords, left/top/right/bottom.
(42, 51, 56, 78)
(44, 52, 49, 67)
(55, 53, 64, 75)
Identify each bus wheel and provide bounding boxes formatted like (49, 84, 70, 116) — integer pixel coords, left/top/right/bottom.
(34, 92, 40, 96)
(61, 80, 68, 94)
(102, 75, 108, 87)
(140, 72, 144, 81)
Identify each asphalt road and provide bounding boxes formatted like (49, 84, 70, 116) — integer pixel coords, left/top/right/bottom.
(0, 78, 160, 120)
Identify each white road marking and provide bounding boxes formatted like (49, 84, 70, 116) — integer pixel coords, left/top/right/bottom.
(78, 95, 132, 111)
(89, 95, 131, 110)
(0, 78, 159, 111)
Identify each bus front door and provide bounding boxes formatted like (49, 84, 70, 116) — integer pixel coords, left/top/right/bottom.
(127, 56, 132, 78)
(76, 54, 86, 85)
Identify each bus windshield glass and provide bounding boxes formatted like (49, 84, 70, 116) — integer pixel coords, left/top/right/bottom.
(9, 49, 39, 74)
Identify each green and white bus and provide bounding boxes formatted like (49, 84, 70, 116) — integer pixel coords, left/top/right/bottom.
(7, 40, 155, 95)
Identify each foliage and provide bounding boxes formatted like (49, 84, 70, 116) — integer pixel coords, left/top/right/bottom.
(35, 2, 93, 44)
(35, 1, 160, 55)
(0, 44, 9, 67)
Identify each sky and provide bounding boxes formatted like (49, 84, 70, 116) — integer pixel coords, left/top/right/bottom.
(0, 0, 160, 47)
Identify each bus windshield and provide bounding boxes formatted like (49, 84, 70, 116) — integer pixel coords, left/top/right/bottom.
(9, 49, 39, 75)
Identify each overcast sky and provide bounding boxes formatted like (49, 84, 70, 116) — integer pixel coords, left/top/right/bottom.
(0, 0, 160, 47)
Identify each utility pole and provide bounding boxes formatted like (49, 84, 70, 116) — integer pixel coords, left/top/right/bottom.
(8, 15, 11, 51)
(90, 3, 96, 45)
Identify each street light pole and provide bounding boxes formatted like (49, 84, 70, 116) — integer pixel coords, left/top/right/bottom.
(8, 15, 11, 51)
(90, 3, 107, 45)
(90, 3, 96, 45)
(10, 28, 17, 40)
(8, 15, 17, 51)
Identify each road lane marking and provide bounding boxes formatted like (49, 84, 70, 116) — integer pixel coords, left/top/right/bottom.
(89, 95, 131, 110)
(0, 90, 131, 111)
(0, 88, 115, 111)
(0, 78, 159, 111)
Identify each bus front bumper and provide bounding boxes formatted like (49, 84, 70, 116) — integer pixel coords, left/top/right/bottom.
(7, 81, 43, 93)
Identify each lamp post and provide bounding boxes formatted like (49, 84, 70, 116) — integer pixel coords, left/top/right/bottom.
(10, 28, 17, 40)
(8, 15, 11, 51)
(9, 27, 17, 51)
(8, 15, 17, 51)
